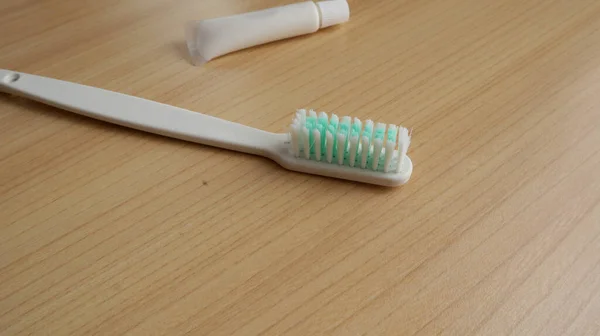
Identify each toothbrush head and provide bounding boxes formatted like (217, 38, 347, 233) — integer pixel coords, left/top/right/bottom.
(281, 109, 413, 187)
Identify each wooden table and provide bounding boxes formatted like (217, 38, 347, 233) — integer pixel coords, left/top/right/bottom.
(1, 0, 600, 335)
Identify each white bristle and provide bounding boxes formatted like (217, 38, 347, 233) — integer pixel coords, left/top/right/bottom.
(341, 116, 351, 125)
(371, 139, 383, 171)
(326, 131, 334, 163)
(396, 127, 411, 172)
(336, 133, 346, 165)
(384, 125, 398, 172)
(296, 109, 307, 124)
(302, 127, 310, 159)
(290, 124, 301, 157)
(318, 111, 328, 120)
(349, 136, 358, 167)
(309, 109, 317, 118)
(313, 129, 321, 161)
(360, 136, 370, 169)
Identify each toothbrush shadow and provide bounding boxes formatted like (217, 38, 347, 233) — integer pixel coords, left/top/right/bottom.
(260, 158, 400, 193)
(172, 41, 193, 64)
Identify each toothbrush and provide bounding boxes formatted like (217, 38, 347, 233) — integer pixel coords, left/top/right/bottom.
(0, 69, 412, 186)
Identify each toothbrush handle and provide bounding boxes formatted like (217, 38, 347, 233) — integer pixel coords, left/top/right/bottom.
(0, 69, 281, 156)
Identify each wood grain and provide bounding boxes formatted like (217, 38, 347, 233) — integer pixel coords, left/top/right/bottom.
(1, 0, 600, 335)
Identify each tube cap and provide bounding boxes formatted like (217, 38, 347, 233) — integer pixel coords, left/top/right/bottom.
(317, 0, 350, 29)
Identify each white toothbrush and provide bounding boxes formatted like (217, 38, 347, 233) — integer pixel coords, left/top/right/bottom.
(0, 69, 412, 186)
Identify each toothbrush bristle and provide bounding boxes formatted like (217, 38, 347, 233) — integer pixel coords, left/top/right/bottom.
(289, 110, 412, 173)
(312, 129, 321, 161)
(326, 131, 334, 163)
(360, 136, 369, 169)
(302, 127, 310, 160)
(396, 126, 411, 173)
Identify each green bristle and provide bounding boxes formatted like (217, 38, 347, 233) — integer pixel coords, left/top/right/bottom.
(327, 114, 339, 135)
(387, 125, 398, 144)
(338, 117, 351, 134)
(350, 119, 362, 138)
(362, 121, 374, 139)
(374, 123, 386, 141)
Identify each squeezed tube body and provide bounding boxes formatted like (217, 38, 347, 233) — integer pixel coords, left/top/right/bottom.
(185, 1, 349, 64)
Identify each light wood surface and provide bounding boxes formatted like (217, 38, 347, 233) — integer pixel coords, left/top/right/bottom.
(2, 0, 600, 335)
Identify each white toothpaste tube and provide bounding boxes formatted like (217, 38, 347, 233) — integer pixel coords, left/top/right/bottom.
(185, 0, 350, 65)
